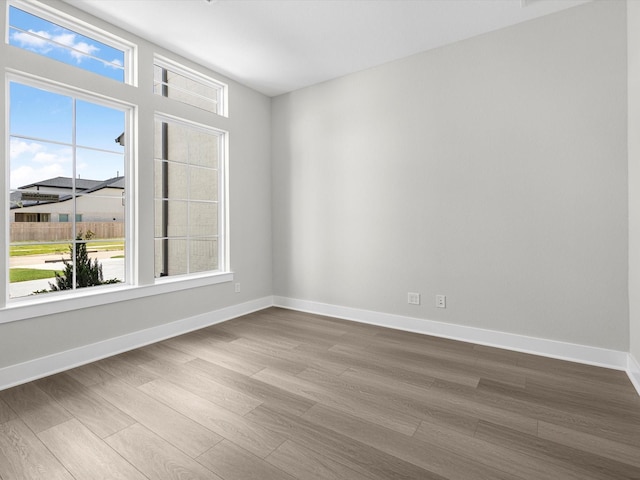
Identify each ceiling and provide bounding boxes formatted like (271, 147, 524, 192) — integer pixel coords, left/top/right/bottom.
(62, 0, 590, 97)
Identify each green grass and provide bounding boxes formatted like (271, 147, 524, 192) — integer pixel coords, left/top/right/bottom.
(10, 268, 62, 283)
(10, 240, 124, 257)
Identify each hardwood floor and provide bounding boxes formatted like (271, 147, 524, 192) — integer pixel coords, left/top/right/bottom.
(1, 307, 639, 479)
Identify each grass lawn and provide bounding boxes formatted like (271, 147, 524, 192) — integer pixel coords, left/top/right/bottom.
(10, 240, 124, 257)
(10, 268, 62, 283)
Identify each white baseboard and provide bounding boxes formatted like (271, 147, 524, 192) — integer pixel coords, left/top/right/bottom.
(0, 296, 273, 391)
(629, 354, 640, 396)
(273, 296, 629, 372)
(3, 294, 638, 397)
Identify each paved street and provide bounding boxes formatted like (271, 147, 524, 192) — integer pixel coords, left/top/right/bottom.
(10, 252, 125, 299)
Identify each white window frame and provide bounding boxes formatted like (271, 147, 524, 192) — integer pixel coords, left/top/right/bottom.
(154, 55, 227, 117)
(6, 73, 135, 302)
(154, 113, 229, 281)
(6, 0, 137, 86)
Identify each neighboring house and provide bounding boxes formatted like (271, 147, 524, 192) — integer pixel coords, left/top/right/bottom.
(9, 176, 125, 223)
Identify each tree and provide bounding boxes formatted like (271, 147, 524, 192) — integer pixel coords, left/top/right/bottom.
(48, 230, 119, 291)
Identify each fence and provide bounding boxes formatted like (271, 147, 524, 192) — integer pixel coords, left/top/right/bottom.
(10, 222, 124, 243)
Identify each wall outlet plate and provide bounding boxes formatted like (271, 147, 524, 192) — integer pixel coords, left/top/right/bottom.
(408, 292, 420, 305)
(436, 294, 446, 308)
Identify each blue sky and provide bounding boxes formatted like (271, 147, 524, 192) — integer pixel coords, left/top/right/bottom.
(9, 6, 125, 190)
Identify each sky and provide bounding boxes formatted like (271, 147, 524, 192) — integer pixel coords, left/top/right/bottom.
(8, 6, 126, 191)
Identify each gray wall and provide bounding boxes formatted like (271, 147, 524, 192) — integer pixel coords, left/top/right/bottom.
(0, 1, 272, 368)
(629, 0, 640, 363)
(272, 1, 629, 350)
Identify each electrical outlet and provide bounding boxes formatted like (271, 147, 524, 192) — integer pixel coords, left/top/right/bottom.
(235, 283, 241, 293)
(436, 294, 446, 308)
(408, 292, 420, 305)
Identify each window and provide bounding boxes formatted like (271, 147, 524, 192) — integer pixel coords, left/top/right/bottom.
(9, 81, 127, 299)
(154, 57, 226, 115)
(154, 117, 225, 278)
(2, 1, 231, 318)
(7, 1, 132, 83)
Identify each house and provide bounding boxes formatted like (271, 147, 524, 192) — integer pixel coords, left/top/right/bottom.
(10, 176, 125, 224)
(0, 0, 639, 477)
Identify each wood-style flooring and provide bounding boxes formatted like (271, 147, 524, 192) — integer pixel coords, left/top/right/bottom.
(1, 307, 639, 479)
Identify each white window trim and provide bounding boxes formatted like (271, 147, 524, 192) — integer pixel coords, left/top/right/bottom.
(7, 0, 137, 86)
(154, 54, 227, 117)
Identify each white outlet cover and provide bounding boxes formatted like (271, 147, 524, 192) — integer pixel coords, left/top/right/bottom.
(408, 292, 420, 305)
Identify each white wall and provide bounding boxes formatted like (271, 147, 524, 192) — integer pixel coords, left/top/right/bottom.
(0, 1, 272, 368)
(628, 0, 640, 378)
(272, 1, 629, 350)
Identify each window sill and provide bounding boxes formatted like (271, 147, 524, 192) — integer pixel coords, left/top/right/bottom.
(0, 271, 233, 325)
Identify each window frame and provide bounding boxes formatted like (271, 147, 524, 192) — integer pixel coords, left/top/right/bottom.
(6, 0, 137, 85)
(153, 113, 228, 282)
(6, 73, 134, 301)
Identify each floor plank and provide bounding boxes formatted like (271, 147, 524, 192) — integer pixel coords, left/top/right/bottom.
(0, 419, 73, 480)
(89, 378, 222, 458)
(139, 378, 286, 458)
(37, 419, 146, 480)
(0, 382, 72, 433)
(35, 373, 135, 439)
(197, 440, 297, 480)
(105, 423, 222, 480)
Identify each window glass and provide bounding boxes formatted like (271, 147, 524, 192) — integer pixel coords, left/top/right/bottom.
(8, 5, 126, 82)
(153, 61, 224, 115)
(154, 118, 223, 278)
(9, 82, 126, 299)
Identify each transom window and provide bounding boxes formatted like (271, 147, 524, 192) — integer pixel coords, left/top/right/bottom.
(7, 1, 132, 83)
(154, 56, 226, 116)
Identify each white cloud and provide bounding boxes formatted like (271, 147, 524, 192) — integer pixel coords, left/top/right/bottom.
(10, 28, 100, 63)
(10, 139, 43, 157)
(10, 30, 52, 52)
(10, 139, 72, 189)
(10, 164, 66, 190)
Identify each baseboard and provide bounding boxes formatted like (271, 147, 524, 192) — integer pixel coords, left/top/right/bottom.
(3, 294, 637, 396)
(273, 296, 629, 372)
(0, 296, 273, 391)
(629, 354, 640, 396)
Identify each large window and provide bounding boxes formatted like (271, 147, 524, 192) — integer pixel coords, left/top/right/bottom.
(154, 117, 225, 278)
(2, 1, 230, 317)
(7, 2, 132, 83)
(8, 81, 127, 299)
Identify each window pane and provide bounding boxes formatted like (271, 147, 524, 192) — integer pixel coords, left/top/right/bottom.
(189, 202, 217, 237)
(166, 123, 189, 163)
(166, 200, 188, 237)
(189, 167, 218, 201)
(10, 83, 72, 143)
(76, 101, 126, 151)
(8, 6, 126, 82)
(189, 238, 218, 273)
(154, 238, 188, 277)
(188, 130, 219, 168)
(154, 64, 220, 114)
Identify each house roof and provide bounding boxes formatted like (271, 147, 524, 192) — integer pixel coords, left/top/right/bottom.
(11, 176, 124, 210)
(18, 176, 106, 191)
